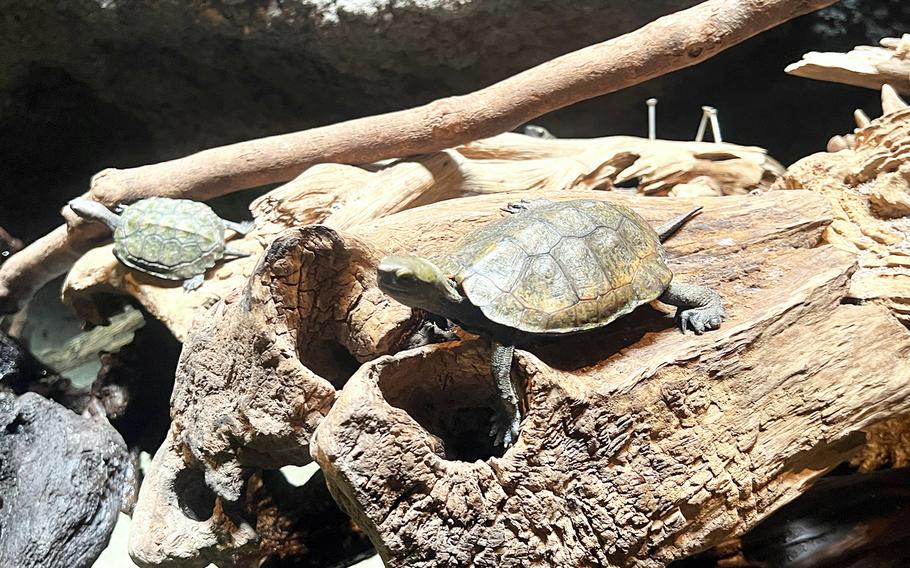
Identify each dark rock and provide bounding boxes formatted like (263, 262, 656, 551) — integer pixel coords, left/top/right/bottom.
(0, 392, 136, 568)
(0, 328, 88, 409)
(672, 467, 910, 568)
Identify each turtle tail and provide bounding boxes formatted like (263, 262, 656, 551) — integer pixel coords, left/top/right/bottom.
(655, 207, 702, 242)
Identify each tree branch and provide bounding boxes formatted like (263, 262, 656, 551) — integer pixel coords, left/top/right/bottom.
(0, 0, 837, 314)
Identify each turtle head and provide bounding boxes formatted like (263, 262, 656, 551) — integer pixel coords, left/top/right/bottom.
(377, 255, 463, 310)
(67, 197, 120, 231)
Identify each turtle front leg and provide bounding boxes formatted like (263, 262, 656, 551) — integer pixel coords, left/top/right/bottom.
(489, 341, 521, 448)
(659, 281, 726, 334)
(223, 247, 250, 260)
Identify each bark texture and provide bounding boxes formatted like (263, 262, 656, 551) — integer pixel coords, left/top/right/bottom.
(130, 188, 843, 566)
(310, 192, 910, 567)
(0, 393, 136, 568)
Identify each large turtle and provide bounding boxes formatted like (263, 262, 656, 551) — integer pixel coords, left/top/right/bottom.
(68, 196, 252, 291)
(377, 198, 725, 447)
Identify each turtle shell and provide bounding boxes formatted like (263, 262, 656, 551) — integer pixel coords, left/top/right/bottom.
(438, 199, 672, 334)
(113, 197, 226, 280)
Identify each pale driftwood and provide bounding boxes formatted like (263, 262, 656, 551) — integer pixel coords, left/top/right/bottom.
(31, 305, 144, 373)
(786, 35, 910, 94)
(63, 135, 781, 339)
(774, 91, 910, 323)
(0, 0, 838, 315)
(310, 211, 910, 567)
(129, 429, 259, 566)
(254, 135, 782, 233)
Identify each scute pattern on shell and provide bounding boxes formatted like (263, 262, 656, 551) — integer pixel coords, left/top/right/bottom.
(440, 199, 672, 334)
(113, 197, 226, 280)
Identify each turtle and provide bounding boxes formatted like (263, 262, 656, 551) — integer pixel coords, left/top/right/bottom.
(377, 198, 725, 448)
(68, 196, 253, 291)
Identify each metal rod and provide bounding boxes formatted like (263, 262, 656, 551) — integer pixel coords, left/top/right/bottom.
(696, 105, 721, 143)
(708, 107, 722, 143)
(646, 98, 658, 140)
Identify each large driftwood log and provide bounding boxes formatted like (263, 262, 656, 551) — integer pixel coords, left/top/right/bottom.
(0, 0, 837, 315)
(0, 393, 136, 568)
(130, 189, 840, 566)
(63, 135, 781, 340)
(786, 35, 910, 94)
(311, 205, 910, 567)
(774, 88, 910, 322)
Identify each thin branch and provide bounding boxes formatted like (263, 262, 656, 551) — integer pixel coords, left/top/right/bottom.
(0, 0, 838, 314)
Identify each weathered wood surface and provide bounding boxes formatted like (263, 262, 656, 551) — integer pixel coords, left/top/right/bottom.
(0, 392, 136, 568)
(774, 91, 910, 323)
(130, 189, 841, 567)
(786, 35, 910, 94)
(62, 134, 781, 341)
(308, 193, 910, 567)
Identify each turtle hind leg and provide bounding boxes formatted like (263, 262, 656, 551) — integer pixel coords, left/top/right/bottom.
(182, 274, 205, 292)
(659, 281, 726, 334)
(223, 220, 255, 235)
(489, 341, 521, 448)
(223, 246, 250, 260)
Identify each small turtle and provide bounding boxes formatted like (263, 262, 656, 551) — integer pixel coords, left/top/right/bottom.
(68, 196, 252, 291)
(378, 198, 725, 447)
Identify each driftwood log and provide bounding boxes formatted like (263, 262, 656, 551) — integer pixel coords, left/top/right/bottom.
(309, 190, 910, 567)
(125, 185, 910, 566)
(0, 392, 136, 568)
(63, 134, 781, 340)
(0, 0, 837, 315)
(786, 35, 910, 94)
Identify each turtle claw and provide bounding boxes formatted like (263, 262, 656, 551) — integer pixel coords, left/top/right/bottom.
(182, 274, 205, 292)
(676, 305, 725, 335)
(490, 410, 521, 448)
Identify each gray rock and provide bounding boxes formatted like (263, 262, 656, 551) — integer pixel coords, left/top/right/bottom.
(0, 392, 136, 568)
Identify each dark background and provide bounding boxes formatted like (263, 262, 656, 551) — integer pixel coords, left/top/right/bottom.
(1, 0, 908, 244)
